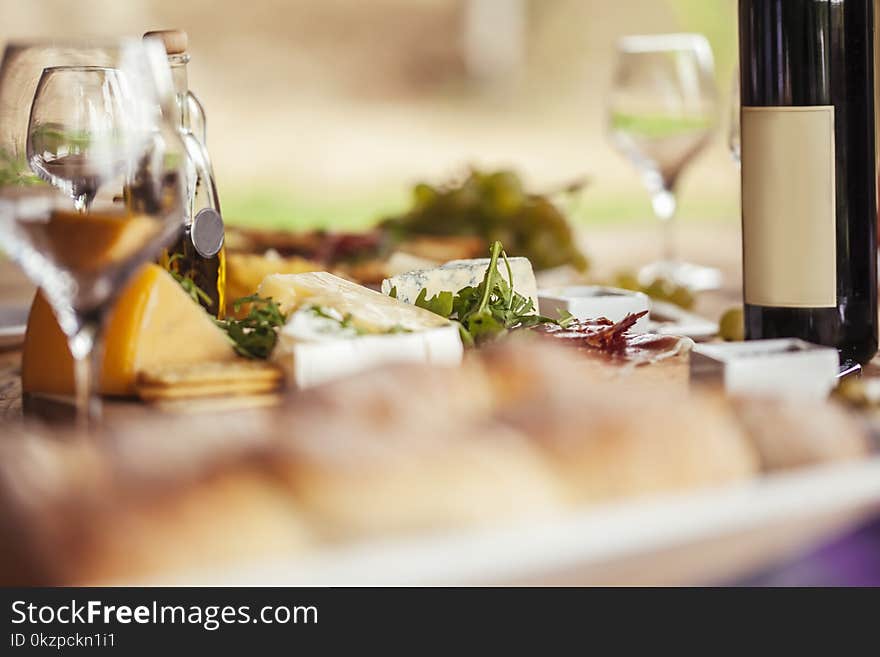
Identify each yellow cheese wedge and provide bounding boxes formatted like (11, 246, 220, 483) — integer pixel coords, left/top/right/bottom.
(225, 252, 322, 316)
(22, 264, 237, 397)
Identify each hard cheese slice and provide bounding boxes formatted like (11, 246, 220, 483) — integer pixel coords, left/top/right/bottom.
(260, 272, 463, 388)
(380, 256, 539, 310)
(22, 264, 237, 397)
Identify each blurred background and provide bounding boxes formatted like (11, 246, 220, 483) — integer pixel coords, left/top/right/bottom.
(0, 0, 739, 232)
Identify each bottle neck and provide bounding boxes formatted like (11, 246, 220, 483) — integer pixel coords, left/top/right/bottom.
(168, 53, 191, 129)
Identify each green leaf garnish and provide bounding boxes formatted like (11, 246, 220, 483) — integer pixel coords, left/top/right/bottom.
(414, 288, 454, 318)
(166, 252, 213, 309)
(406, 240, 562, 346)
(307, 305, 367, 335)
(556, 310, 576, 329)
(307, 305, 411, 336)
(215, 294, 287, 359)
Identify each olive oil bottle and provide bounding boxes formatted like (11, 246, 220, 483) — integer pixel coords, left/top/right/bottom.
(144, 29, 226, 318)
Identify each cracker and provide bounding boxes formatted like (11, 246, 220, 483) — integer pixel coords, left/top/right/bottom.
(148, 393, 282, 413)
(138, 360, 283, 387)
(136, 360, 284, 402)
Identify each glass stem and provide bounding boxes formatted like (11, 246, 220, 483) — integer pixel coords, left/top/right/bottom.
(67, 320, 102, 428)
(652, 187, 678, 264)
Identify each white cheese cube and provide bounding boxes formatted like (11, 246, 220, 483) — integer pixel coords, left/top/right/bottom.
(380, 256, 539, 311)
(691, 339, 839, 399)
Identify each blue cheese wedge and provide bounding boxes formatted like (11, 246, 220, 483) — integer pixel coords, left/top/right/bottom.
(259, 272, 463, 388)
(380, 256, 539, 310)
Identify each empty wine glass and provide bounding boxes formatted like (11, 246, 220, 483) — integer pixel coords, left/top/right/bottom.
(0, 40, 187, 424)
(27, 66, 130, 213)
(607, 33, 721, 291)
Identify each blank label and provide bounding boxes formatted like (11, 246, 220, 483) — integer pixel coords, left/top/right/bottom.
(741, 105, 837, 308)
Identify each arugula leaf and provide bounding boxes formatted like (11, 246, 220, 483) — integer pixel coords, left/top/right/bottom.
(307, 305, 412, 336)
(306, 305, 368, 335)
(215, 295, 287, 359)
(406, 240, 561, 346)
(414, 288, 454, 318)
(165, 253, 213, 309)
(173, 273, 213, 308)
(465, 308, 506, 344)
(451, 285, 482, 320)
(556, 310, 577, 329)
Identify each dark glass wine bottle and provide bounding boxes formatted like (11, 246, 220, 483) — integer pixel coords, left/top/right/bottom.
(739, 0, 878, 364)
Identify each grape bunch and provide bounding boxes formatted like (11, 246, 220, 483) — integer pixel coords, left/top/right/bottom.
(380, 169, 589, 272)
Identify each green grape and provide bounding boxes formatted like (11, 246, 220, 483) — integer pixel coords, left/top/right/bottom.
(611, 270, 694, 310)
(719, 307, 744, 342)
(669, 287, 695, 310)
(612, 271, 641, 291)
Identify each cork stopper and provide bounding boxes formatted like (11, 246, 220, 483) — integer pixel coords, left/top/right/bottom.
(143, 30, 188, 55)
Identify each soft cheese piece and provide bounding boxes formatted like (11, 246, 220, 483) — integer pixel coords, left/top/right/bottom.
(260, 272, 463, 388)
(22, 264, 237, 397)
(380, 256, 539, 310)
(260, 271, 455, 331)
(282, 324, 463, 389)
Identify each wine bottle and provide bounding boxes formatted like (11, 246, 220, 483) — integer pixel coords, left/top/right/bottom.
(739, 0, 878, 364)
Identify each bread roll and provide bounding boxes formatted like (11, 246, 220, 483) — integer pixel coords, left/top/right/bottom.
(482, 341, 758, 503)
(732, 398, 869, 470)
(278, 422, 563, 540)
(275, 365, 562, 539)
(0, 425, 311, 585)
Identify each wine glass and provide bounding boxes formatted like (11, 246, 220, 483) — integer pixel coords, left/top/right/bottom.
(27, 66, 130, 213)
(0, 40, 187, 424)
(607, 33, 721, 291)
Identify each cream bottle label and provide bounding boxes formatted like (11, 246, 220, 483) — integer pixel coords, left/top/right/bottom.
(741, 105, 837, 308)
